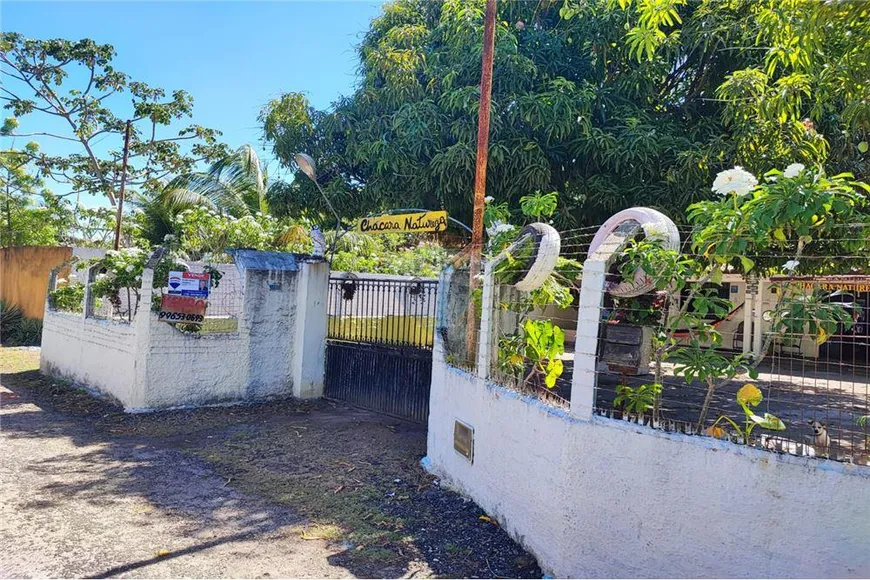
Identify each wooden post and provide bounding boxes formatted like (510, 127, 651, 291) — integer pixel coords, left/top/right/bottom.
(113, 120, 132, 251)
(465, 0, 497, 366)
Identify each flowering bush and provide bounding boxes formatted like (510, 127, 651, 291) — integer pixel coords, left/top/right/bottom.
(689, 164, 870, 275)
(172, 207, 311, 261)
(87, 248, 148, 320)
(619, 163, 870, 430)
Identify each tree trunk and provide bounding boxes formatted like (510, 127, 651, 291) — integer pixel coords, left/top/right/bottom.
(696, 379, 716, 432)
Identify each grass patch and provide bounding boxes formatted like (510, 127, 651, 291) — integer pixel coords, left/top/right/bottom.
(0, 346, 40, 374)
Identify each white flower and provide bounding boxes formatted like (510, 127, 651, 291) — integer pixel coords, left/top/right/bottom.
(644, 222, 669, 240)
(484, 196, 494, 204)
(712, 166, 758, 197)
(783, 260, 800, 272)
(783, 163, 806, 179)
(106, 250, 119, 256)
(234, 229, 242, 236)
(125, 264, 135, 273)
(96, 273, 108, 281)
(486, 220, 516, 237)
(56, 278, 67, 285)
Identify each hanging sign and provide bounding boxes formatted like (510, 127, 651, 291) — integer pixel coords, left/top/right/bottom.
(358, 211, 449, 234)
(158, 294, 207, 325)
(168, 271, 210, 298)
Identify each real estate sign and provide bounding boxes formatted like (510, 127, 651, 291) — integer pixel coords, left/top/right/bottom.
(168, 271, 210, 298)
(158, 294, 207, 325)
(357, 211, 449, 234)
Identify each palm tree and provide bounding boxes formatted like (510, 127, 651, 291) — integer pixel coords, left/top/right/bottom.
(130, 145, 311, 249)
(160, 144, 269, 217)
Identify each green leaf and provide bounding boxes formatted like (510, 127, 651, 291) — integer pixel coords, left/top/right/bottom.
(749, 413, 786, 431)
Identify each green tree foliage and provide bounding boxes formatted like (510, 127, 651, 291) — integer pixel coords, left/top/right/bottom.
(130, 145, 275, 246)
(0, 135, 64, 246)
(0, 34, 228, 205)
(261, 0, 869, 227)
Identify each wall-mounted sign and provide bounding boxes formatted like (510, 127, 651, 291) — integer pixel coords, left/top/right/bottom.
(168, 271, 210, 298)
(799, 282, 870, 292)
(358, 211, 449, 234)
(158, 294, 207, 325)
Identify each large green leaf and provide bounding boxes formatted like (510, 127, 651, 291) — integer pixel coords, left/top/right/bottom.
(749, 413, 786, 431)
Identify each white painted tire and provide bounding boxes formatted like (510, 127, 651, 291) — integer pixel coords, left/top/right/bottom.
(513, 223, 561, 292)
(588, 207, 680, 298)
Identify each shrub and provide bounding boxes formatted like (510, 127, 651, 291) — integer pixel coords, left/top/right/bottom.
(8, 317, 42, 346)
(0, 300, 24, 343)
(49, 282, 86, 312)
(0, 300, 42, 346)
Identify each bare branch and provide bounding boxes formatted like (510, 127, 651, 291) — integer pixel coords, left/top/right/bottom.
(8, 131, 81, 142)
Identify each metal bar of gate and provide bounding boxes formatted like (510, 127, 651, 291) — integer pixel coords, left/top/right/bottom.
(324, 275, 437, 423)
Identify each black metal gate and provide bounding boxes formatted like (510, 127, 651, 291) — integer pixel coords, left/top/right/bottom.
(324, 275, 437, 423)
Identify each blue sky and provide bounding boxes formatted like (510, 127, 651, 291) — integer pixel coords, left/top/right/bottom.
(1, 0, 384, 205)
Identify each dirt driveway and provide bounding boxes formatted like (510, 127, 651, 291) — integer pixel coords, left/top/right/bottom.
(0, 348, 540, 579)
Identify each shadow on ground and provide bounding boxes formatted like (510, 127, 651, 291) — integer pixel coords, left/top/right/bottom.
(1, 348, 541, 578)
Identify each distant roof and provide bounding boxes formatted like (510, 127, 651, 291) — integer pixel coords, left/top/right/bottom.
(228, 249, 321, 273)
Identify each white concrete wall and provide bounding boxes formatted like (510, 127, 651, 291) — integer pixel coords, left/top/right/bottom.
(425, 337, 870, 578)
(41, 258, 329, 411)
(140, 320, 247, 409)
(242, 268, 300, 399)
(40, 310, 141, 408)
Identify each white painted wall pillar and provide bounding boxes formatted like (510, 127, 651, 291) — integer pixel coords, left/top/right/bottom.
(571, 259, 606, 420)
(130, 262, 156, 410)
(83, 264, 97, 320)
(476, 260, 495, 380)
(290, 260, 329, 399)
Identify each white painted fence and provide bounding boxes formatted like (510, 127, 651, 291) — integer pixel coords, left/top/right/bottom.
(424, 335, 870, 577)
(425, 209, 870, 577)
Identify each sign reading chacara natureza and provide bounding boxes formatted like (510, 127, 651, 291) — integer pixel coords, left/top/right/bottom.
(357, 211, 448, 234)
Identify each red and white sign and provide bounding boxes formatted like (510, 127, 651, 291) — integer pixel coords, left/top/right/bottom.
(158, 294, 208, 325)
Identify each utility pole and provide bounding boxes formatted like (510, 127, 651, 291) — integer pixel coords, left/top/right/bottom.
(113, 120, 132, 251)
(466, 0, 498, 364)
